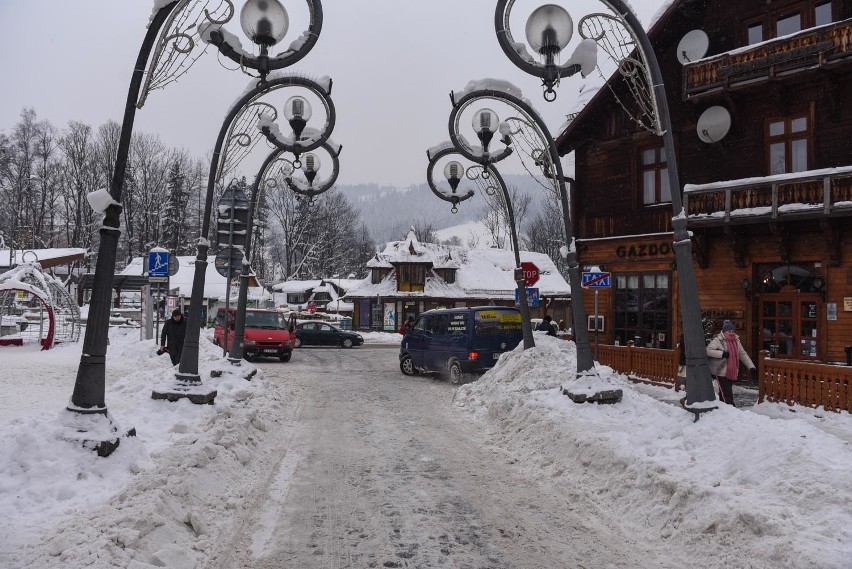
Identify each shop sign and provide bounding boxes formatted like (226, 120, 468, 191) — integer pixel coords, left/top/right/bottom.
(615, 242, 672, 259)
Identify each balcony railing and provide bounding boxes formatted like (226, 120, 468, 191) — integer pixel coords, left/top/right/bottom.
(683, 167, 852, 225)
(683, 19, 852, 98)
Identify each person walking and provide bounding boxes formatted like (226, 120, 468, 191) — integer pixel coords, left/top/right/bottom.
(706, 320, 756, 406)
(160, 308, 187, 366)
(399, 315, 414, 335)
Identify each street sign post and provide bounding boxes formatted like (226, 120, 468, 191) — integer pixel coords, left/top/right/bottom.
(581, 271, 612, 359)
(515, 287, 540, 307)
(581, 271, 612, 288)
(520, 261, 540, 287)
(148, 248, 169, 278)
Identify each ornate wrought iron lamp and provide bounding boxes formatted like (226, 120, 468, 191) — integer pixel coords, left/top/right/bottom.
(495, 0, 717, 416)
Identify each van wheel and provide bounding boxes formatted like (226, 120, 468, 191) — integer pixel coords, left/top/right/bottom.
(448, 359, 463, 385)
(294, 338, 302, 348)
(279, 352, 291, 362)
(399, 354, 417, 376)
(341, 337, 354, 348)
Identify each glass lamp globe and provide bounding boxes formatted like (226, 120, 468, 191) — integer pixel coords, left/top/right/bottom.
(443, 161, 465, 181)
(240, 0, 289, 48)
(472, 108, 499, 134)
(284, 96, 312, 122)
(303, 152, 321, 173)
(525, 4, 573, 54)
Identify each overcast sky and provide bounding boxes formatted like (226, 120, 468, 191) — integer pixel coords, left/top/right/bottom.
(0, 0, 667, 187)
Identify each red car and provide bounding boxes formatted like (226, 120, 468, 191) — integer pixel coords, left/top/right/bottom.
(213, 308, 297, 361)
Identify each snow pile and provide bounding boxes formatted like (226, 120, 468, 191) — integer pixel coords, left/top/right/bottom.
(454, 335, 852, 568)
(0, 329, 273, 569)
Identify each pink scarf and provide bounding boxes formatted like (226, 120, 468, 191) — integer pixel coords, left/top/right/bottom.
(725, 336, 739, 380)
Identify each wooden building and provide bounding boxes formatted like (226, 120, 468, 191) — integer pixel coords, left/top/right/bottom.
(346, 229, 570, 331)
(557, 0, 852, 364)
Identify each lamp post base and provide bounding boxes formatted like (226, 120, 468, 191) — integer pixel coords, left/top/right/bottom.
(684, 405, 718, 422)
(61, 408, 136, 458)
(152, 379, 217, 405)
(561, 387, 623, 404)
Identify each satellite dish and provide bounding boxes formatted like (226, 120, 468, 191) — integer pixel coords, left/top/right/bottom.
(677, 29, 709, 64)
(697, 106, 732, 143)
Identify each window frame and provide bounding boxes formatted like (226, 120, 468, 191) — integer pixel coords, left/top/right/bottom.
(743, 1, 835, 45)
(637, 145, 671, 207)
(764, 106, 814, 175)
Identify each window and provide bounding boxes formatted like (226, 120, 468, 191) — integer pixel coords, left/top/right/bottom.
(747, 23, 764, 44)
(815, 2, 832, 26)
(639, 147, 671, 205)
(776, 12, 802, 36)
(766, 112, 811, 174)
(612, 272, 671, 349)
(396, 264, 426, 292)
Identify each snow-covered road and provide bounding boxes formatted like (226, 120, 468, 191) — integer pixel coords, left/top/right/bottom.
(206, 345, 680, 569)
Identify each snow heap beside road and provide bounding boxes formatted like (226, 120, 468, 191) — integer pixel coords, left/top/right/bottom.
(454, 334, 852, 569)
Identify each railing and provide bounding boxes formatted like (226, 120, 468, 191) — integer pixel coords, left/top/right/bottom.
(758, 350, 852, 413)
(683, 19, 852, 98)
(597, 342, 679, 388)
(597, 344, 852, 413)
(683, 168, 852, 225)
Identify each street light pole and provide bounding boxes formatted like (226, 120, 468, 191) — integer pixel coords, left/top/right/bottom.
(229, 140, 340, 363)
(493, 1, 715, 413)
(425, 143, 535, 350)
(65, 1, 184, 455)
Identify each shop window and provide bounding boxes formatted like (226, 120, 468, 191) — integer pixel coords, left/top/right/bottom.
(639, 147, 671, 205)
(612, 272, 671, 348)
(766, 112, 811, 175)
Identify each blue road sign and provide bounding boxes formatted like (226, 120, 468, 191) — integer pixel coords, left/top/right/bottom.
(148, 250, 169, 278)
(581, 271, 612, 288)
(515, 287, 540, 307)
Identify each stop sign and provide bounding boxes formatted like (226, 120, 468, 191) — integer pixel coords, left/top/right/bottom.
(520, 261, 540, 286)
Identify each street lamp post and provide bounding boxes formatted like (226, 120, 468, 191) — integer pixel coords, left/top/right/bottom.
(438, 80, 621, 402)
(64, 1, 211, 456)
(166, 0, 330, 386)
(425, 143, 535, 351)
(494, 0, 716, 416)
(228, 139, 341, 363)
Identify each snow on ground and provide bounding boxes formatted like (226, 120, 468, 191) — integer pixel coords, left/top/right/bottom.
(0, 331, 850, 568)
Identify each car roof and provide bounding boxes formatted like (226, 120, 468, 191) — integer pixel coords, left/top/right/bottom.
(420, 306, 521, 315)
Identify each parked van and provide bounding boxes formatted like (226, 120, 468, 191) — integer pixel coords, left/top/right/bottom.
(398, 306, 523, 384)
(213, 308, 296, 362)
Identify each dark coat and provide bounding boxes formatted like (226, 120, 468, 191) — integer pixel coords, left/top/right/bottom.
(161, 317, 186, 348)
(536, 318, 556, 336)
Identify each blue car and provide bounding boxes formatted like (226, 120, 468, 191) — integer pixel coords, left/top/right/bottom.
(398, 306, 524, 384)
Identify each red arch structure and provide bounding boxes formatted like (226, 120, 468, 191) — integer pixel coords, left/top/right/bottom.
(0, 263, 79, 350)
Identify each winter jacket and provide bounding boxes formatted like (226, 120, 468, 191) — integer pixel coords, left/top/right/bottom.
(161, 317, 186, 348)
(706, 332, 754, 378)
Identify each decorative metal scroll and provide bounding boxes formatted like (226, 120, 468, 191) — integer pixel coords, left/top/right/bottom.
(216, 101, 278, 183)
(425, 144, 475, 213)
(500, 117, 561, 200)
(266, 140, 341, 200)
(578, 12, 662, 134)
(137, 0, 235, 108)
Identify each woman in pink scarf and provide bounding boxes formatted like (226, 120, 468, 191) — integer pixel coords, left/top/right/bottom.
(706, 320, 756, 406)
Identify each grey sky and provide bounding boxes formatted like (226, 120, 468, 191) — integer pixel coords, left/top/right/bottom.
(0, 0, 666, 187)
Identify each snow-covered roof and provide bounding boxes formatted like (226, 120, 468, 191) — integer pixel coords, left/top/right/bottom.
(348, 235, 569, 300)
(0, 248, 87, 270)
(119, 255, 268, 301)
(271, 279, 323, 293)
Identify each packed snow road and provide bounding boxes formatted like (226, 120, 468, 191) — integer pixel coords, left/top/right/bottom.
(206, 344, 676, 569)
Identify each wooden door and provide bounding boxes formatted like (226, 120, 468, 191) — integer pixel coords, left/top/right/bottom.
(758, 293, 821, 360)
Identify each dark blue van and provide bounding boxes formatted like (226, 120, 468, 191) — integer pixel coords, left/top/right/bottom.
(398, 306, 523, 384)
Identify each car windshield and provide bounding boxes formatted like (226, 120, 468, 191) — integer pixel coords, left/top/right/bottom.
(245, 311, 285, 329)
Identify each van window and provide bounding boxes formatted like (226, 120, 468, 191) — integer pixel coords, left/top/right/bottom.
(411, 317, 426, 335)
(474, 309, 522, 335)
(447, 313, 468, 335)
(426, 314, 450, 335)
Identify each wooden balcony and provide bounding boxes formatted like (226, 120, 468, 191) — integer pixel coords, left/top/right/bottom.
(683, 19, 852, 99)
(683, 167, 852, 226)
